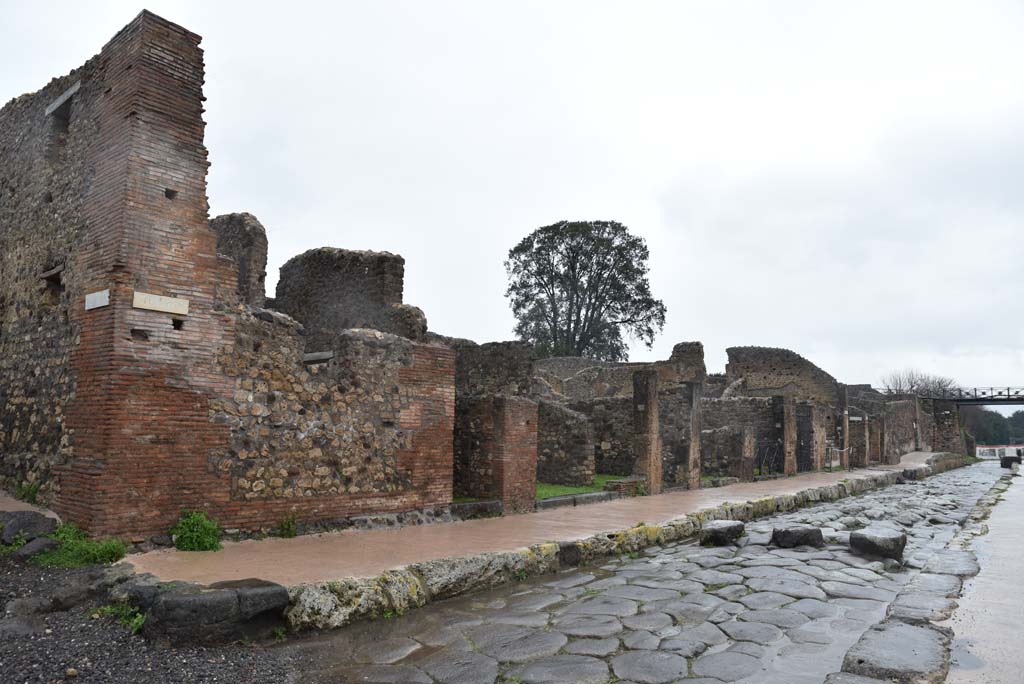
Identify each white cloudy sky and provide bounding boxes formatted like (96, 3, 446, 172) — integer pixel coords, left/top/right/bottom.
(3, 1, 1022, 407)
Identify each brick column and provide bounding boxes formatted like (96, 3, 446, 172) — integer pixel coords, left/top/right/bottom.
(632, 370, 663, 495)
(492, 396, 539, 513)
(774, 396, 797, 475)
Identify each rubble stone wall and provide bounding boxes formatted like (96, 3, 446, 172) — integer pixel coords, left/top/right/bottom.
(536, 400, 594, 486)
(932, 400, 966, 455)
(884, 398, 919, 464)
(455, 341, 535, 397)
(726, 346, 842, 406)
(274, 247, 426, 350)
(569, 397, 634, 476)
(658, 382, 701, 488)
(211, 213, 268, 305)
(701, 397, 777, 462)
(700, 426, 755, 480)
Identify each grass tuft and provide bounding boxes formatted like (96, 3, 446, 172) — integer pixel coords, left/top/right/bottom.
(32, 523, 126, 567)
(536, 474, 619, 500)
(95, 602, 146, 634)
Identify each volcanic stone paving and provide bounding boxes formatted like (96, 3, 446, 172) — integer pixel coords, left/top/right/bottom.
(279, 463, 1005, 684)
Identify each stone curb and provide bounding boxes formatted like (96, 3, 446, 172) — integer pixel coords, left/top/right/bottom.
(835, 465, 1013, 683)
(285, 453, 972, 631)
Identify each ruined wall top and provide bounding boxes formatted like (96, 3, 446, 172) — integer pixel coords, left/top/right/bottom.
(532, 341, 706, 402)
(725, 346, 842, 406)
(211, 212, 268, 306)
(273, 247, 427, 350)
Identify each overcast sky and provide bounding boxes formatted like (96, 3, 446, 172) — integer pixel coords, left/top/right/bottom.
(3, 1, 1022, 409)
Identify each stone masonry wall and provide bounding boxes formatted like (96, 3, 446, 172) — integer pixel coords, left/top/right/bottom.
(536, 400, 594, 486)
(932, 399, 966, 455)
(884, 398, 919, 464)
(701, 397, 777, 467)
(454, 341, 535, 398)
(0, 38, 94, 497)
(726, 346, 842, 406)
(700, 426, 755, 480)
(210, 212, 268, 306)
(658, 382, 701, 488)
(274, 247, 427, 350)
(211, 319, 456, 520)
(569, 397, 634, 476)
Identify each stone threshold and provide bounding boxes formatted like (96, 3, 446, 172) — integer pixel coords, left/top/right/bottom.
(829, 466, 1014, 683)
(282, 453, 972, 632)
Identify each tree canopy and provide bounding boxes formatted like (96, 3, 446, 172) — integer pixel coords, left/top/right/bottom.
(504, 220, 666, 361)
(880, 368, 959, 397)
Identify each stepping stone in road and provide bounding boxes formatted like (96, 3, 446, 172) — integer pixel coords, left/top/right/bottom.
(849, 527, 907, 560)
(700, 520, 745, 546)
(771, 526, 825, 548)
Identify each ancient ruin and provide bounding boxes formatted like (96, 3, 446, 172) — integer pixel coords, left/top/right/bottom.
(0, 11, 970, 542)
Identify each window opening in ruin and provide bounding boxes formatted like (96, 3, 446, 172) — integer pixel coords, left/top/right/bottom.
(45, 99, 72, 163)
(131, 329, 150, 341)
(164, 188, 178, 200)
(39, 265, 64, 307)
(172, 318, 184, 331)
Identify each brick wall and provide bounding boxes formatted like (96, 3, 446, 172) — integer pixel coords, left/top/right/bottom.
(453, 395, 537, 512)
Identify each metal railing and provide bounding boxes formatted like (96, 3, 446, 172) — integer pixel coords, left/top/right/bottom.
(920, 387, 1024, 404)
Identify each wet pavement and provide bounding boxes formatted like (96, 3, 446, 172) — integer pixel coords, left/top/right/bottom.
(273, 462, 1005, 684)
(945, 466, 1022, 684)
(129, 453, 934, 585)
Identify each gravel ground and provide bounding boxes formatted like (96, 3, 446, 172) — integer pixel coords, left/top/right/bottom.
(0, 559, 292, 684)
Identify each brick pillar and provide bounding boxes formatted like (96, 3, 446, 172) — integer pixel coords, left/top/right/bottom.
(837, 385, 850, 468)
(848, 411, 869, 468)
(632, 370, 663, 495)
(453, 395, 538, 513)
(773, 396, 797, 475)
(492, 396, 539, 513)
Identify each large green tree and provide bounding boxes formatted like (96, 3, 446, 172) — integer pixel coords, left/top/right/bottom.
(960, 405, 1011, 445)
(505, 220, 666, 361)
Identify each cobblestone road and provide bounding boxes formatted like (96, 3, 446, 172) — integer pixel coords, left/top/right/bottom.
(277, 462, 1007, 684)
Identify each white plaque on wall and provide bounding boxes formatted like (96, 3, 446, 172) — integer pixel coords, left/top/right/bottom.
(84, 289, 110, 310)
(132, 291, 189, 315)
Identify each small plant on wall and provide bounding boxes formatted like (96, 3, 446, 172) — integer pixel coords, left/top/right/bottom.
(170, 510, 222, 551)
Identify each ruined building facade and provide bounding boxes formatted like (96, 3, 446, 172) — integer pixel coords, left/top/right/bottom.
(0, 12, 969, 540)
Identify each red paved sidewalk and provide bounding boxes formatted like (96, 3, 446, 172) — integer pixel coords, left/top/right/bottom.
(126, 453, 934, 586)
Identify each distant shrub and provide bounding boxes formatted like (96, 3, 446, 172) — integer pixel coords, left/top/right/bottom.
(170, 510, 222, 551)
(32, 523, 126, 567)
